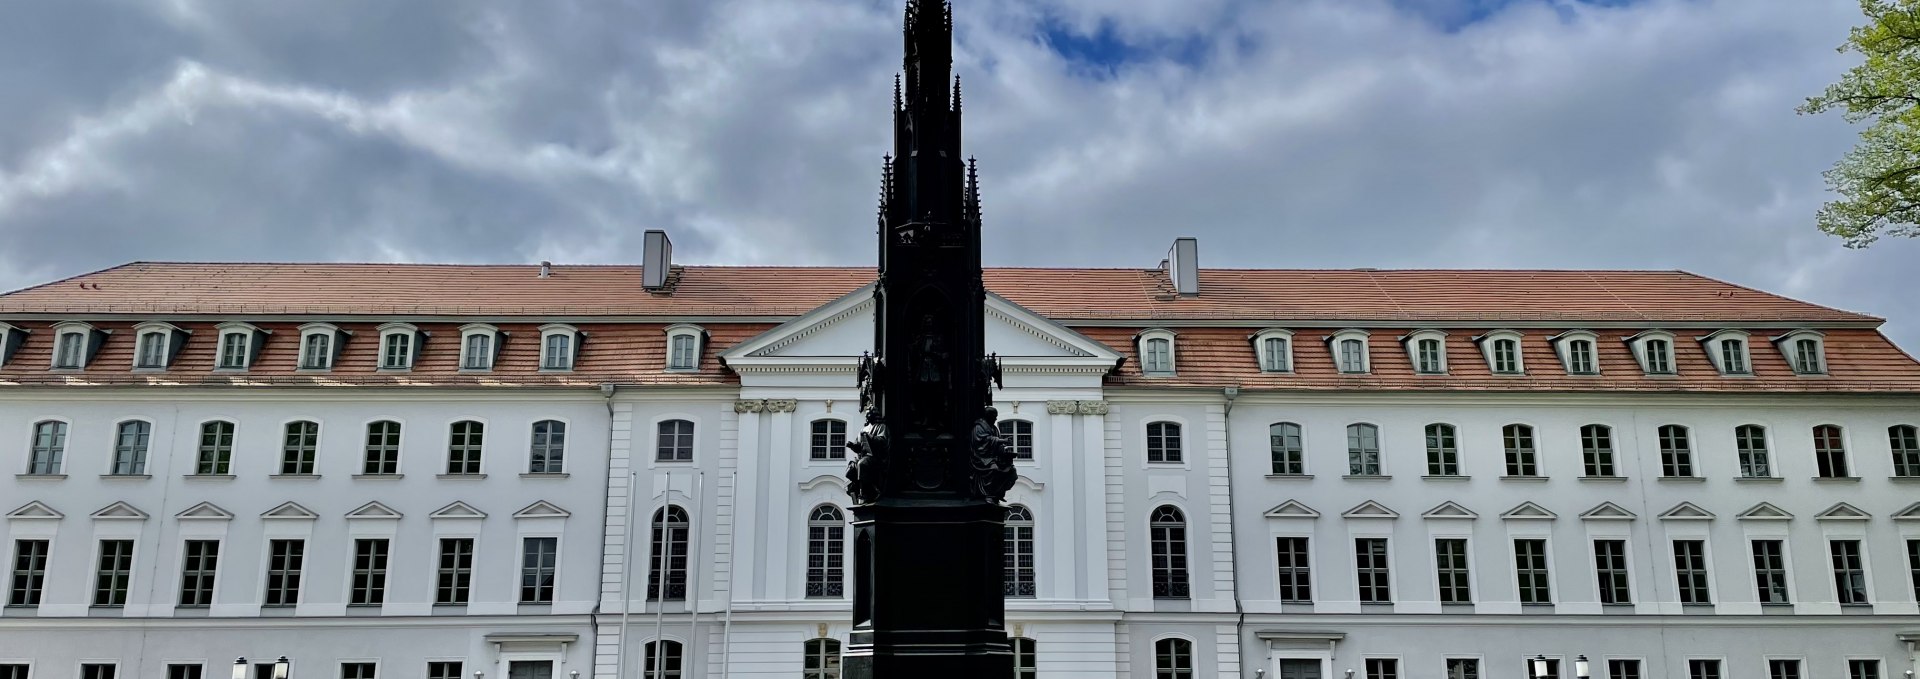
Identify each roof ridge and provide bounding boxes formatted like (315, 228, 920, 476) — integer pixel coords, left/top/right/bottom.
(1583, 271, 1648, 321)
(1668, 269, 1882, 324)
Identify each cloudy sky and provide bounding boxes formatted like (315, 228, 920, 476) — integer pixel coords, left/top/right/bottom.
(2, 0, 1917, 349)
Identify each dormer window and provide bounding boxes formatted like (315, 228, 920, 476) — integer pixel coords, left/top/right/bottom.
(1329, 329, 1371, 374)
(297, 322, 346, 370)
(378, 323, 423, 370)
(1772, 330, 1827, 376)
(1252, 329, 1293, 373)
(1698, 330, 1751, 375)
(130, 322, 188, 370)
(1135, 329, 1176, 376)
(50, 321, 103, 369)
(1476, 330, 1526, 375)
(665, 324, 706, 372)
(540, 324, 583, 371)
(214, 322, 267, 371)
(0, 322, 28, 367)
(1403, 330, 1448, 375)
(1623, 330, 1677, 375)
(1550, 330, 1600, 375)
(459, 324, 504, 371)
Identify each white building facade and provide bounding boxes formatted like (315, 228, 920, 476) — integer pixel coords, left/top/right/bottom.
(3, 246, 1920, 679)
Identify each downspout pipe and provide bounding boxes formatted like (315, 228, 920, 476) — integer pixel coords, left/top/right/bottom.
(1221, 386, 1247, 677)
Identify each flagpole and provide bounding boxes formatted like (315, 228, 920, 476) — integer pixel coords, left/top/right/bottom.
(685, 471, 704, 674)
(719, 471, 739, 678)
(652, 470, 671, 679)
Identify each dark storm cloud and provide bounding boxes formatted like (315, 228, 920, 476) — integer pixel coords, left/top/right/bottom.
(0, 0, 1916, 349)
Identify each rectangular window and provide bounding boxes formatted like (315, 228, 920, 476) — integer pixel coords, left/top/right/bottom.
(1348, 424, 1381, 476)
(1514, 538, 1551, 604)
(1609, 660, 1642, 679)
(136, 332, 166, 368)
(341, 663, 376, 679)
(55, 332, 85, 368)
(94, 539, 134, 607)
(1339, 339, 1366, 373)
(1794, 338, 1822, 374)
(197, 421, 234, 475)
(813, 419, 850, 460)
(1736, 425, 1770, 477)
(1673, 540, 1711, 604)
(436, 538, 474, 605)
(382, 332, 411, 369)
(1768, 660, 1800, 679)
(1581, 425, 1616, 477)
(168, 665, 203, 679)
(1355, 538, 1391, 603)
(1753, 540, 1790, 604)
(1146, 422, 1182, 464)
(530, 420, 567, 473)
(1426, 424, 1459, 476)
(282, 421, 319, 475)
(1503, 426, 1537, 476)
(809, 517, 848, 599)
(364, 422, 401, 474)
(520, 537, 557, 604)
(1644, 339, 1672, 374)
(1434, 538, 1472, 603)
(1831, 539, 1868, 605)
(178, 540, 219, 607)
(81, 665, 115, 679)
(1275, 537, 1312, 602)
(1416, 338, 1443, 374)
(1271, 423, 1304, 475)
(1909, 539, 1920, 603)
(1567, 340, 1595, 374)
(428, 662, 463, 679)
(219, 332, 249, 369)
(302, 333, 331, 369)
(264, 539, 304, 606)
(1261, 337, 1290, 372)
(1893, 425, 1920, 477)
(998, 419, 1033, 460)
(28, 420, 64, 474)
(543, 333, 572, 370)
(446, 421, 484, 475)
(463, 333, 492, 370)
(1366, 659, 1398, 679)
(1446, 659, 1479, 679)
(656, 420, 695, 462)
(350, 539, 389, 606)
(114, 421, 150, 475)
(8, 539, 49, 606)
(0, 666, 25, 679)
(1849, 660, 1881, 679)
(1720, 338, 1747, 373)
(669, 333, 699, 370)
(1659, 425, 1693, 477)
(1814, 425, 1849, 478)
(1492, 339, 1519, 374)
(1594, 539, 1631, 604)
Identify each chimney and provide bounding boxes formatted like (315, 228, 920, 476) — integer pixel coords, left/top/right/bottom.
(643, 230, 673, 291)
(538, 261, 552, 278)
(1167, 237, 1199, 296)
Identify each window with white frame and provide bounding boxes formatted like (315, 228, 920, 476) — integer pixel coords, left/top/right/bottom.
(1701, 330, 1751, 375)
(1813, 424, 1849, 477)
(1848, 660, 1880, 679)
(1580, 424, 1616, 477)
(1594, 539, 1631, 604)
(1830, 539, 1867, 605)
(94, 539, 134, 607)
(1752, 539, 1790, 604)
(178, 539, 218, 607)
(1735, 424, 1770, 477)
(1138, 329, 1176, 376)
(1331, 329, 1371, 374)
(1275, 536, 1312, 602)
(1891, 424, 1920, 477)
(1146, 421, 1182, 463)
(657, 419, 694, 462)
(1270, 422, 1304, 475)
(648, 505, 689, 601)
(1673, 539, 1711, 604)
(446, 420, 484, 475)
(1659, 424, 1694, 477)
(804, 638, 842, 679)
(133, 325, 172, 369)
(811, 419, 848, 460)
(1011, 638, 1037, 679)
(264, 538, 304, 606)
(1625, 330, 1676, 375)
(997, 419, 1033, 460)
(1406, 330, 1447, 374)
(196, 420, 235, 475)
(350, 538, 390, 606)
(644, 640, 683, 679)
(1004, 504, 1035, 597)
(1153, 638, 1193, 679)
(458, 324, 499, 371)
(1355, 537, 1391, 603)
(298, 323, 339, 370)
(665, 324, 704, 371)
(1347, 423, 1381, 475)
(364, 420, 402, 475)
(27, 420, 66, 474)
(1425, 423, 1459, 476)
(113, 420, 151, 475)
(51, 322, 94, 369)
(530, 419, 566, 473)
(519, 536, 557, 604)
(1479, 330, 1525, 375)
(1253, 329, 1293, 372)
(378, 323, 417, 370)
(806, 505, 846, 598)
(1514, 538, 1551, 604)
(1435, 538, 1470, 603)
(215, 323, 259, 370)
(540, 324, 579, 370)
(1149, 505, 1189, 599)
(1502, 424, 1538, 477)
(282, 420, 319, 475)
(1774, 330, 1826, 375)
(1551, 331, 1599, 375)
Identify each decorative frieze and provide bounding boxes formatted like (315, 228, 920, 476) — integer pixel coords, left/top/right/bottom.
(765, 399, 799, 413)
(734, 399, 766, 414)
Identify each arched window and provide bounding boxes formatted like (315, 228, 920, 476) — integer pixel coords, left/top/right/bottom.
(811, 419, 848, 460)
(530, 420, 567, 474)
(1502, 424, 1537, 477)
(1269, 422, 1304, 475)
(1004, 505, 1036, 597)
(364, 420, 402, 475)
(998, 419, 1034, 460)
(1580, 424, 1615, 477)
(1425, 423, 1458, 476)
(27, 420, 67, 475)
(1154, 638, 1194, 679)
(135, 330, 168, 369)
(1658, 424, 1693, 477)
(806, 505, 845, 599)
(281, 420, 319, 475)
(648, 506, 689, 601)
(1890, 425, 1920, 477)
(1735, 424, 1770, 478)
(112, 421, 151, 475)
(1011, 637, 1037, 679)
(657, 420, 695, 462)
(447, 420, 484, 475)
(1812, 425, 1848, 478)
(196, 420, 236, 475)
(1146, 421, 1182, 464)
(643, 639, 683, 679)
(803, 638, 842, 679)
(1346, 423, 1380, 476)
(1149, 506, 1189, 599)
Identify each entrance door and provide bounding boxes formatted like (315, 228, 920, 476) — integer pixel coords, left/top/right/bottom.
(507, 661, 554, 679)
(1280, 659, 1322, 679)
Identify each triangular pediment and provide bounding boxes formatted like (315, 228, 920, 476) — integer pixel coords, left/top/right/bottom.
(721, 285, 1122, 365)
(513, 500, 571, 519)
(261, 501, 318, 520)
(1422, 501, 1478, 520)
(1736, 502, 1793, 520)
(346, 501, 403, 520)
(1579, 502, 1636, 520)
(1341, 500, 1399, 519)
(1658, 502, 1715, 520)
(430, 501, 487, 519)
(7, 501, 63, 519)
(175, 502, 233, 520)
(92, 501, 149, 520)
(1500, 501, 1557, 520)
(1813, 502, 1869, 521)
(1892, 501, 1920, 521)
(1264, 500, 1321, 519)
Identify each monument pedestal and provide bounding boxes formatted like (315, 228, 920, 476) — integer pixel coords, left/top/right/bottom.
(844, 501, 1012, 679)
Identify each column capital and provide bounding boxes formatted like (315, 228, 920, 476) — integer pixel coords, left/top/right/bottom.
(734, 399, 767, 413)
(1076, 400, 1110, 416)
(765, 399, 799, 413)
(1045, 400, 1079, 415)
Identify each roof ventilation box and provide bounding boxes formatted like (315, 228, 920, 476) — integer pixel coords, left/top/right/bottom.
(1167, 237, 1199, 296)
(643, 230, 673, 291)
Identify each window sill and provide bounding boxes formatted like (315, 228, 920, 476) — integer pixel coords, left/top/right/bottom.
(50, 366, 83, 372)
(521, 472, 570, 479)
(459, 368, 495, 373)
(212, 367, 249, 373)
(1499, 475, 1548, 482)
(1578, 475, 1628, 483)
(517, 603, 555, 613)
(295, 368, 333, 374)
(1657, 476, 1705, 483)
(184, 474, 236, 480)
(270, 473, 321, 480)
(1888, 476, 1920, 483)
(436, 473, 488, 480)
(1734, 476, 1782, 483)
(1812, 476, 1860, 483)
(15, 473, 66, 480)
(100, 474, 151, 480)
(1422, 475, 1470, 481)
(1413, 371, 1448, 376)
(377, 367, 413, 373)
(352, 473, 405, 480)
(1342, 474, 1391, 481)
(1265, 473, 1314, 480)
(131, 366, 168, 373)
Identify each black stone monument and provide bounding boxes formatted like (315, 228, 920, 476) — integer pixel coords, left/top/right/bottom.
(842, 1, 1018, 677)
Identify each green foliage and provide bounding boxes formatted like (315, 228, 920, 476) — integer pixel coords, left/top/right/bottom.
(1802, 0, 1920, 246)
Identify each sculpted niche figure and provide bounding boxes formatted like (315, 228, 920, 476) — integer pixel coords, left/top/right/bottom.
(847, 353, 889, 505)
(970, 406, 1017, 502)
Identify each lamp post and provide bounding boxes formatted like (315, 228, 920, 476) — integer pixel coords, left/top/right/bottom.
(1531, 656, 1551, 679)
(233, 658, 248, 679)
(272, 657, 290, 679)
(1576, 656, 1591, 679)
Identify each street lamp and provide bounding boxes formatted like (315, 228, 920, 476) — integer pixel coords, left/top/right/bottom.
(1531, 656, 1551, 679)
(272, 657, 290, 679)
(1576, 656, 1591, 679)
(233, 658, 247, 679)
